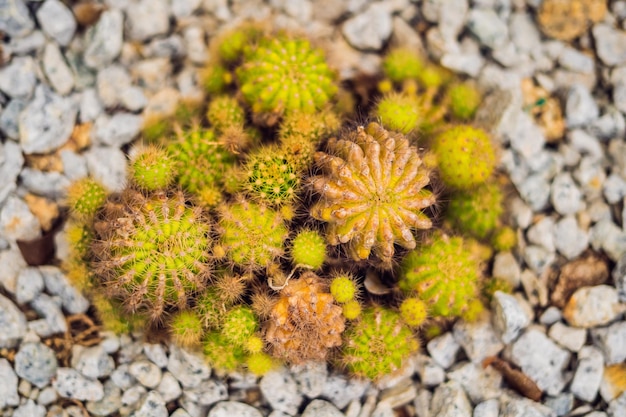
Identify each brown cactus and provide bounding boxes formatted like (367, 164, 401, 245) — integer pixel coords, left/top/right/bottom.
(310, 122, 436, 264)
(264, 272, 345, 363)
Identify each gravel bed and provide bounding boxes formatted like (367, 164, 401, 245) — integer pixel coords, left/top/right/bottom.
(1, 0, 626, 417)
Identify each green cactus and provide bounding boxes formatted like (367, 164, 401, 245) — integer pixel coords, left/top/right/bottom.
(341, 306, 419, 380)
(65, 221, 94, 260)
(431, 125, 496, 190)
(329, 274, 357, 304)
(236, 36, 337, 118)
(246, 352, 275, 376)
(374, 93, 421, 135)
(447, 83, 481, 121)
(130, 146, 176, 191)
(492, 226, 517, 252)
(207, 96, 246, 133)
(92, 294, 146, 334)
(167, 128, 236, 196)
(204, 331, 246, 372)
(244, 148, 300, 206)
(482, 277, 514, 303)
(290, 229, 327, 270)
(341, 299, 362, 320)
(446, 182, 503, 240)
(66, 178, 107, 219)
(399, 297, 428, 327)
(221, 306, 258, 346)
(399, 233, 481, 318)
(92, 189, 211, 320)
(201, 64, 232, 95)
(170, 310, 204, 348)
(382, 47, 424, 84)
(310, 122, 436, 264)
(217, 199, 289, 269)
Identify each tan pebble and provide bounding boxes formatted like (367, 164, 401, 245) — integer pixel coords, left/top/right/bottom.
(551, 252, 609, 308)
(538, 0, 587, 41)
(23, 194, 59, 232)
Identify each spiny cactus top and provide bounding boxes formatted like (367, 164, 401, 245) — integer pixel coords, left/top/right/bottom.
(310, 122, 436, 264)
(92, 189, 211, 320)
(236, 36, 337, 116)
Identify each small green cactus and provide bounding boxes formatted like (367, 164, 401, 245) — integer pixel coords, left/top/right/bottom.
(492, 226, 517, 252)
(447, 83, 481, 121)
(446, 182, 503, 240)
(130, 146, 176, 191)
(246, 352, 275, 376)
(204, 331, 246, 371)
(244, 148, 300, 206)
(236, 36, 337, 118)
(310, 122, 436, 264)
(201, 64, 232, 95)
(382, 47, 424, 83)
(432, 125, 496, 190)
(170, 310, 204, 347)
(207, 96, 246, 133)
(92, 294, 145, 334)
(482, 277, 514, 303)
(217, 199, 289, 269)
(66, 178, 107, 219)
(342, 299, 362, 320)
(290, 229, 327, 270)
(92, 189, 211, 320)
(65, 221, 94, 260)
(341, 306, 419, 380)
(399, 233, 481, 318)
(374, 93, 421, 135)
(329, 274, 357, 304)
(221, 306, 258, 346)
(399, 297, 428, 327)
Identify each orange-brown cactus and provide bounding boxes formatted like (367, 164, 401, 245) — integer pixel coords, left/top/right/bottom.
(264, 272, 345, 363)
(310, 122, 436, 264)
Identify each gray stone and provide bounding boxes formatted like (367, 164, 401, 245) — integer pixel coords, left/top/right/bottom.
(604, 173, 626, 204)
(589, 107, 625, 140)
(421, 0, 468, 44)
(473, 400, 499, 417)
(126, 0, 170, 41)
(208, 401, 263, 417)
(38, 386, 58, 405)
(612, 66, 626, 114)
(492, 252, 521, 288)
(86, 379, 122, 417)
(85, 146, 127, 193)
(510, 329, 571, 395)
(0, 99, 28, 140)
(453, 313, 504, 363)
(131, 58, 172, 93)
(6, 30, 46, 55)
(539, 307, 562, 325)
(615, 254, 626, 302)
(589, 220, 626, 262)
(143, 343, 168, 369)
(544, 393, 573, 417)
(183, 25, 208, 65)
(130, 360, 163, 389)
(96, 65, 130, 108)
(291, 361, 327, 398)
(593, 24, 626, 67)
(321, 374, 370, 409)
(523, 245, 556, 275)
(15, 342, 58, 388)
(440, 52, 484, 77)
(19, 85, 77, 154)
(558, 46, 595, 74)
(260, 367, 303, 415)
(172, 0, 202, 18)
(167, 344, 210, 388)
(13, 399, 46, 417)
(0, 195, 40, 241)
(609, 393, 626, 417)
(342, 3, 392, 51)
(430, 381, 472, 417)
(551, 173, 583, 215)
(492, 41, 526, 68)
(0, 56, 37, 100)
(553, 216, 589, 260)
(492, 291, 531, 344)
(564, 285, 622, 328)
(15, 267, 44, 305)
(570, 346, 604, 402)
(548, 322, 586, 352)
(171, 410, 192, 417)
(30, 293, 67, 336)
(467, 9, 508, 49)
(517, 174, 551, 212)
(0, 0, 35, 38)
(41, 266, 89, 314)
(566, 84, 599, 128)
(111, 364, 136, 390)
(510, 12, 541, 54)
(0, 245, 26, 294)
(18, 168, 71, 200)
(568, 129, 604, 161)
(79, 88, 104, 123)
(591, 321, 626, 364)
(0, 358, 20, 408)
(509, 197, 533, 229)
(184, 380, 228, 406)
(587, 198, 612, 223)
(157, 372, 181, 403)
(574, 157, 606, 199)
(447, 362, 502, 404)
(143, 34, 187, 59)
(132, 391, 168, 417)
(371, 401, 394, 417)
(93, 113, 143, 147)
(36, 0, 76, 46)
(60, 150, 88, 181)
(415, 354, 445, 386)
(122, 385, 147, 407)
(427, 332, 460, 369)
(71, 345, 115, 379)
(53, 368, 104, 401)
(99, 331, 119, 354)
(500, 397, 555, 417)
(84, 9, 124, 68)
(65, 46, 96, 90)
(527, 217, 555, 252)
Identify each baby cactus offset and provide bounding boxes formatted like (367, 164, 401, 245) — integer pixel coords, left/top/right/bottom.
(310, 122, 436, 264)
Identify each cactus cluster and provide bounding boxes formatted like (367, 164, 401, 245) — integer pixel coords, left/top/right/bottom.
(60, 27, 517, 381)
